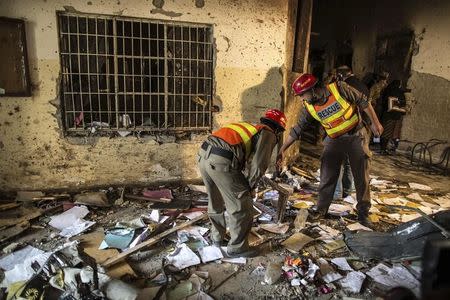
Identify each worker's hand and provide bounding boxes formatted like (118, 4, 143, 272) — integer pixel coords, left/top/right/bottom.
(250, 189, 257, 199)
(276, 152, 284, 171)
(370, 122, 384, 137)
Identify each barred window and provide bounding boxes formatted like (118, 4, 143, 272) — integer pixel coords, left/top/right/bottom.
(57, 12, 214, 135)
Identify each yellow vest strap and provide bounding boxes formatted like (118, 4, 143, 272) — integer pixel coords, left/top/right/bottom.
(224, 122, 258, 158)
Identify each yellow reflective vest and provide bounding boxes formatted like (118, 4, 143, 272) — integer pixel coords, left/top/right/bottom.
(304, 83, 359, 138)
(212, 122, 270, 159)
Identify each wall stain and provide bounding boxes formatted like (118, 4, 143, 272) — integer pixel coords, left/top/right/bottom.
(150, 8, 182, 17)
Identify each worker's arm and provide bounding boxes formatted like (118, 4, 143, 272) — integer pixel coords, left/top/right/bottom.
(247, 129, 278, 189)
(276, 107, 315, 167)
(338, 82, 384, 137)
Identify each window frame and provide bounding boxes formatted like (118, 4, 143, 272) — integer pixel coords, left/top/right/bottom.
(0, 17, 31, 97)
(56, 11, 214, 136)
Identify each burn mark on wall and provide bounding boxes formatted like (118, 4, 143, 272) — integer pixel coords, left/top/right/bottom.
(150, 8, 183, 18)
(195, 0, 205, 8)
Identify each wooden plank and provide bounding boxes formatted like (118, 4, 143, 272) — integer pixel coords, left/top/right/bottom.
(125, 194, 172, 203)
(0, 221, 30, 243)
(0, 209, 42, 227)
(102, 214, 208, 268)
(291, 166, 315, 181)
(76, 231, 136, 279)
(0, 203, 20, 212)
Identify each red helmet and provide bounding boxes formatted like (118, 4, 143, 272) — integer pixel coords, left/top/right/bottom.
(292, 74, 318, 95)
(263, 109, 287, 129)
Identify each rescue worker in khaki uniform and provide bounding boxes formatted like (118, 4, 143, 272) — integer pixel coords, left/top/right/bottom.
(198, 109, 287, 257)
(277, 74, 383, 226)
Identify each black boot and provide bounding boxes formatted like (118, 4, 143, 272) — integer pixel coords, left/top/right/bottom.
(227, 246, 260, 258)
(358, 215, 373, 228)
(308, 206, 326, 222)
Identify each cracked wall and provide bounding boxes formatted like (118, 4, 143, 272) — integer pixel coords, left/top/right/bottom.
(0, 0, 288, 191)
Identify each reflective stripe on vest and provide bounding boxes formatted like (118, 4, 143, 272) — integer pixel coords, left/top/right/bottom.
(304, 82, 359, 138)
(211, 122, 262, 159)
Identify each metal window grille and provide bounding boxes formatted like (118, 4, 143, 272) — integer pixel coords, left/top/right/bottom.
(57, 12, 213, 134)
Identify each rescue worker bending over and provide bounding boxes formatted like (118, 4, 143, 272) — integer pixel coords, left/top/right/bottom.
(277, 74, 383, 227)
(198, 109, 287, 257)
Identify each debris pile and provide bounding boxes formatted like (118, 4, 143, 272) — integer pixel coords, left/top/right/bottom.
(0, 164, 449, 299)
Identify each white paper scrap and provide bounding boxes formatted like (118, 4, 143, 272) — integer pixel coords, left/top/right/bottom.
(323, 272, 343, 283)
(339, 271, 366, 293)
(408, 182, 432, 191)
(166, 243, 201, 270)
(366, 263, 420, 296)
(0, 246, 51, 288)
(331, 257, 354, 271)
(198, 246, 224, 263)
(343, 195, 356, 204)
(49, 206, 89, 230)
(346, 222, 373, 232)
(328, 203, 352, 216)
(181, 211, 205, 220)
(59, 219, 96, 238)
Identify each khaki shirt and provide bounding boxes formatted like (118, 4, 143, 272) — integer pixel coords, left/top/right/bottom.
(207, 128, 277, 189)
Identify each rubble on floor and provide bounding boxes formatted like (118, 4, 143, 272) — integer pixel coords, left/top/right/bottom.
(0, 167, 449, 299)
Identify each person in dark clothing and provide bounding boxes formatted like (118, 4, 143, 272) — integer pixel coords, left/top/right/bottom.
(379, 80, 406, 154)
(337, 66, 370, 97)
(333, 66, 371, 198)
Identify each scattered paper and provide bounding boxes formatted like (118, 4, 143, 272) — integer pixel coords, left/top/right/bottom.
(322, 240, 346, 253)
(368, 214, 380, 223)
(328, 204, 352, 216)
(292, 201, 314, 209)
(387, 213, 402, 222)
(408, 182, 432, 191)
(291, 278, 301, 286)
(418, 205, 433, 215)
(406, 193, 423, 201)
(370, 179, 392, 186)
(149, 210, 170, 223)
(180, 211, 205, 220)
(0, 246, 51, 288)
(331, 257, 354, 271)
(198, 246, 224, 263)
(343, 195, 356, 204)
(316, 225, 341, 242)
(432, 195, 450, 208)
(260, 223, 290, 234)
(49, 206, 89, 230)
(99, 227, 136, 250)
(143, 188, 173, 199)
(305, 259, 319, 280)
(401, 213, 421, 223)
(346, 222, 373, 232)
(258, 213, 273, 222)
(282, 232, 314, 252)
(166, 243, 201, 270)
(339, 271, 366, 293)
(60, 219, 96, 238)
(323, 272, 343, 283)
(222, 257, 247, 264)
(366, 263, 420, 296)
(379, 197, 408, 206)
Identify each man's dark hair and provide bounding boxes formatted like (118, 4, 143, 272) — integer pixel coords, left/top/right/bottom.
(336, 65, 352, 76)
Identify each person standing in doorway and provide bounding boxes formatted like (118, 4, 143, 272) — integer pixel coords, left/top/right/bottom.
(379, 80, 407, 154)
